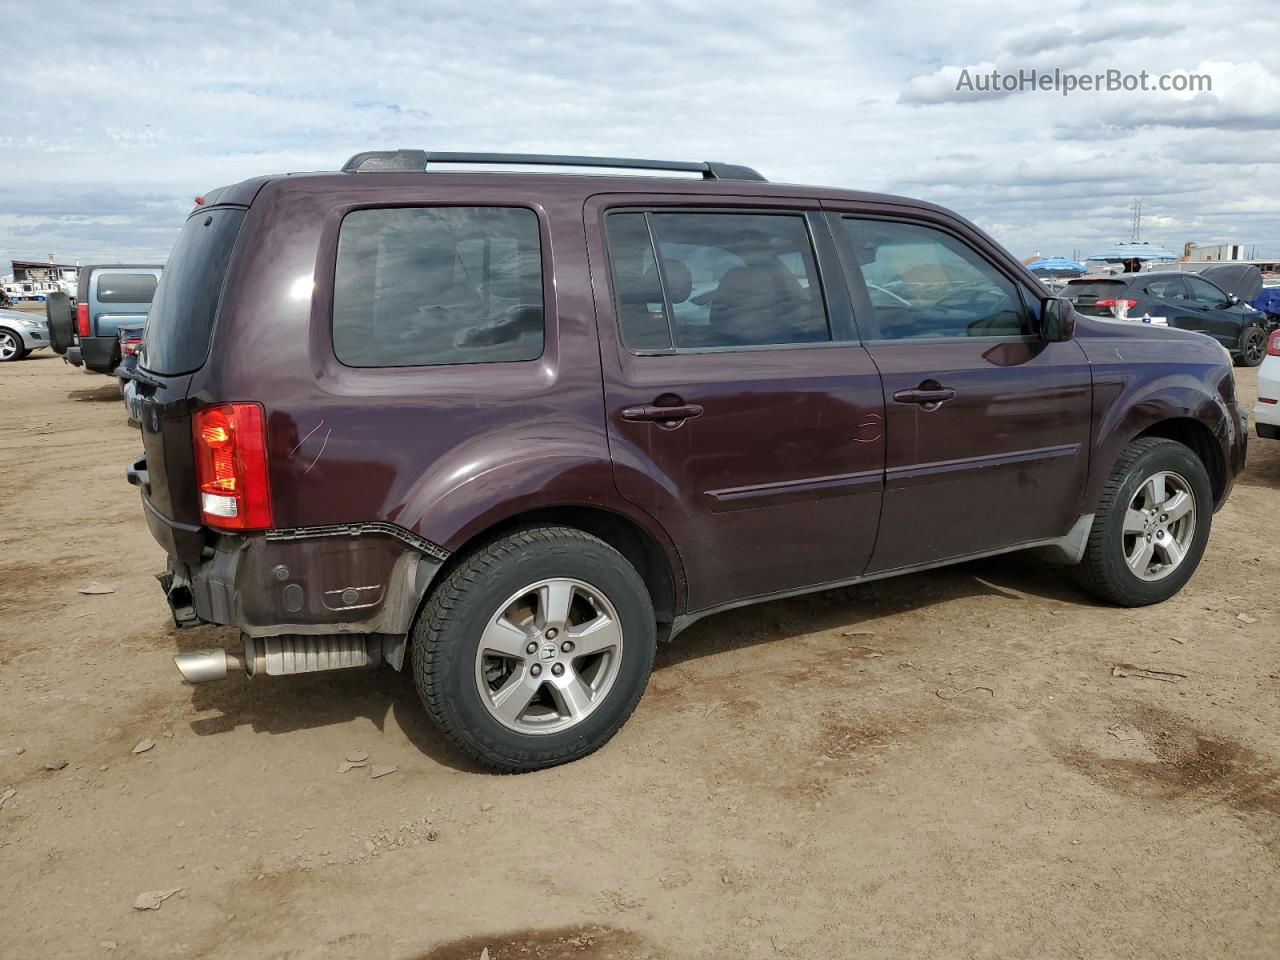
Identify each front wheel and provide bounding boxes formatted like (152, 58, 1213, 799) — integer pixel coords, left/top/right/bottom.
(412, 526, 656, 772)
(0, 328, 28, 362)
(1236, 323, 1267, 367)
(1072, 437, 1213, 606)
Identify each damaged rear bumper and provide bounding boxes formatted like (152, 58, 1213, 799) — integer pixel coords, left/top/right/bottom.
(159, 524, 449, 676)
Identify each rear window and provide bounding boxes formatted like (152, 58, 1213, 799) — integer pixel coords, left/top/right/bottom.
(1065, 279, 1127, 300)
(332, 206, 544, 368)
(1144, 277, 1187, 300)
(96, 273, 157, 304)
(141, 209, 246, 375)
(605, 210, 829, 351)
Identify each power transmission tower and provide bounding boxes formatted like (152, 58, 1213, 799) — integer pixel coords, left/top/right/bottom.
(1129, 199, 1143, 243)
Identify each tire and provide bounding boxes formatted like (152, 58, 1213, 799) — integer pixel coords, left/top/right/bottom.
(0, 328, 28, 362)
(1236, 323, 1267, 367)
(45, 292, 73, 355)
(1072, 437, 1213, 606)
(412, 525, 656, 772)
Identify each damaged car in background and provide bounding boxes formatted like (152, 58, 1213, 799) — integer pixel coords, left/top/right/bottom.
(1063, 263, 1272, 366)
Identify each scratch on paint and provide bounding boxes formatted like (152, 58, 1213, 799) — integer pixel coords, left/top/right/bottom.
(289, 419, 325, 456)
(854, 412, 883, 444)
(304, 428, 332, 475)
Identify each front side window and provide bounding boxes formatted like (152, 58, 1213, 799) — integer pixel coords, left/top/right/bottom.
(843, 218, 1032, 340)
(333, 206, 543, 368)
(1185, 276, 1227, 306)
(605, 210, 830, 351)
(97, 273, 157, 304)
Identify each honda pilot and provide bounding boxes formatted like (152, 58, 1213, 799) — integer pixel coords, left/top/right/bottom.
(127, 150, 1247, 771)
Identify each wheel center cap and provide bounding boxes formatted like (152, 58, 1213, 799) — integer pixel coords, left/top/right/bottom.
(540, 642, 558, 662)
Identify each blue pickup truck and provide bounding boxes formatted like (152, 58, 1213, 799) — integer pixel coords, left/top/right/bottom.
(62, 264, 163, 374)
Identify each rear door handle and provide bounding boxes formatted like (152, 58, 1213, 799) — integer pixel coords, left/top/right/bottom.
(621, 403, 704, 423)
(893, 385, 956, 409)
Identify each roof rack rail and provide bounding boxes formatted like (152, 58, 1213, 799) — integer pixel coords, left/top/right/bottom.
(341, 150, 767, 182)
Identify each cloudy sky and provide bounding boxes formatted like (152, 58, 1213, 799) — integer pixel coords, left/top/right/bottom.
(3, 0, 1277, 271)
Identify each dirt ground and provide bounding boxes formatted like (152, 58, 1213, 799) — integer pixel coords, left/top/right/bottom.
(1, 348, 1277, 960)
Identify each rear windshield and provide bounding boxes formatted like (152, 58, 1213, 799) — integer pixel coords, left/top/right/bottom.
(96, 273, 157, 303)
(141, 208, 246, 375)
(1065, 279, 1127, 300)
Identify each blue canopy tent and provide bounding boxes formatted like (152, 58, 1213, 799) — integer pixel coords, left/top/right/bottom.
(1026, 256, 1086, 277)
(1085, 242, 1179, 270)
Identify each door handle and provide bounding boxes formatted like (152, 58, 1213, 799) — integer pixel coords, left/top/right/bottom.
(621, 402, 704, 423)
(894, 387, 955, 404)
(893, 385, 956, 410)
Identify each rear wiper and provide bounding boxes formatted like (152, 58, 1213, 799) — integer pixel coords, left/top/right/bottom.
(130, 367, 165, 390)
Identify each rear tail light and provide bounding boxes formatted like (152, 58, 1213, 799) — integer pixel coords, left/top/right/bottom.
(192, 403, 273, 531)
(1268, 330, 1280, 357)
(1095, 298, 1138, 319)
(121, 339, 141, 357)
(76, 302, 90, 337)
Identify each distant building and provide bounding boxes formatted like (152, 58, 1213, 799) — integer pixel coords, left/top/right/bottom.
(1184, 242, 1247, 262)
(4, 257, 81, 301)
(11, 258, 80, 286)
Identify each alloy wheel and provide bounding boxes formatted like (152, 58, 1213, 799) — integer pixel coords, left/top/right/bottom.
(1243, 327, 1267, 365)
(0, 332, 17, 360)
(474, 577, 624, 735)
(1122, 470, 1196, 582)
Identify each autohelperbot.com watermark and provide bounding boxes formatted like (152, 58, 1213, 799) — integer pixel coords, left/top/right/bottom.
(955, 67, 1212, 96)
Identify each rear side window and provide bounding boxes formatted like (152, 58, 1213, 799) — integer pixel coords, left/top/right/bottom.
(1144, 277, 1187, 300)
(332, 207, 543, 368)
(96, 273, 157, 304)
(605, 210, 829, 351)
(141, 208, 247, 375)
(843, 218, 1031, 339)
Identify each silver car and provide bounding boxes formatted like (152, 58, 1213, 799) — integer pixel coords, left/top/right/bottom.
(0, 308, 51, 362)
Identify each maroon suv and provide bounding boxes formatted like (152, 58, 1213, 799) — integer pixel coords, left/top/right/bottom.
(128, 151, 1247, 771)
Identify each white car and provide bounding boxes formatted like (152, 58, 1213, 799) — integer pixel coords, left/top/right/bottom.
(1255, 329, 1280, 440)
(0, 308, 51, 362)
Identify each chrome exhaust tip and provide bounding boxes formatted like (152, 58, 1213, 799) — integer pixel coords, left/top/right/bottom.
(174, 648, 237, 684)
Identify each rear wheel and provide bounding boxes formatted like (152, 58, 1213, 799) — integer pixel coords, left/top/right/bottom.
(1072, 438, 1212, 606)
(412, 526, 656, 772)
(0, 328, 28, 362)
(1236, 323, 1267, 367)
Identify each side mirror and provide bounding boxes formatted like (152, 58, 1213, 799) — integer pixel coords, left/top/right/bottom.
(1041, 297, 1075, 342)
(1226, 293, 1240, 307)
